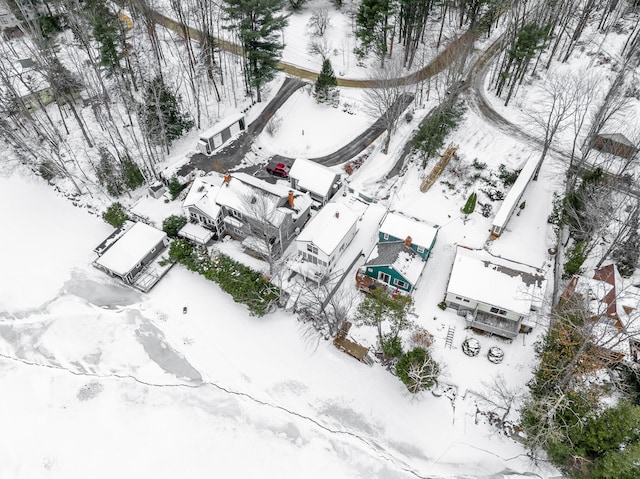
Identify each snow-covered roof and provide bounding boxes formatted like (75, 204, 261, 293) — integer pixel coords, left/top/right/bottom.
(492, 154, 539, 229)
(199, 112, 245, 139)
(95, 222, 167, 276)
(216, 173, 311, 227)
(182, 176, 224, 220)
(296, 203, 358, 256)
(178, 222, 214, 244)
(366, 243, 425, 285)
(379, 211, 438, 248)
(447, 246, 546, 316)
(289, 158, 338, 197)
(597, 132, 636, 148)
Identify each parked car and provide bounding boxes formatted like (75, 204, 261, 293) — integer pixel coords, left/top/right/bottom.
(266, 162, 290, 178)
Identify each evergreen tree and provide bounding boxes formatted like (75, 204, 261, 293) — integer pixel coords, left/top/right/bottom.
(81, 0, 122, 76)
(462, 192, 477, 215)
(142, 76, 194, 153)
(313, 58, 338, 104)
(222, 0, 288, 102)
(355, 0, 394, 66)
(395, 347, 440, 393)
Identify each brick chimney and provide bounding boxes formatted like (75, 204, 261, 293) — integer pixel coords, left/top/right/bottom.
(223, 174, 232, 185)
(288, 190, 294, 207)
(335, 211, 340, 219)
(405, 236, 412, 247)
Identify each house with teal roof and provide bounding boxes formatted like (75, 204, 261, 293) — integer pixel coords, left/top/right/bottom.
(356, 212, 438, 294)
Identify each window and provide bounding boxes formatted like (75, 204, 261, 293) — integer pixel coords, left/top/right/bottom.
(306, 244, 318, 255)
(150, 247, 156, 254)
(417, 246, 425, 253)
(233, 227, 243, 235)
(230, 209, 243, 219)
(378, 272, 391, 284)
(490, 307, 507, 316)
(393, 278, 408, 289)
(455, 296, 462, 300)
(462, 298, 470, 303)
(382, 233, 389, 240)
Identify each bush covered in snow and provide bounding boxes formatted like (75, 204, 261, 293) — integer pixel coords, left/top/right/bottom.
(102, 202, 129, 228)
(168, 240, 279, 316)
(162, 215, 188, 238)
(395, 347, 440, 393)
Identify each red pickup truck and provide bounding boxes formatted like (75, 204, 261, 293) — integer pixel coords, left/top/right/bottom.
(266, 162, 290, 178)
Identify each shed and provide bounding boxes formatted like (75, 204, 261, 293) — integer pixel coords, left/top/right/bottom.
(592, 133, 637, 160)
(196, 113, 246, 156)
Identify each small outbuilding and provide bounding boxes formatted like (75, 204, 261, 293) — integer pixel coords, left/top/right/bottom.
(591, 133, 637, 160)
(93, 222, 170, 291)
(196, 113, 246, 156)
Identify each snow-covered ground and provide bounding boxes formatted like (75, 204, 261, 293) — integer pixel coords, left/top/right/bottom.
(0, 172, 557, 478)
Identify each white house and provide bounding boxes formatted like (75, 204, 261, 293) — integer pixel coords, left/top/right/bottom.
(445, 246, 546, 339)
(93, 222, 170, 291)
(196, 113, 246, 156)
(294, 203, 358, 281)
(289, 158, 341, 207)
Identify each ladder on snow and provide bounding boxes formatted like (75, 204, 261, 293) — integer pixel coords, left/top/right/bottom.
(445, 325, 456, 349)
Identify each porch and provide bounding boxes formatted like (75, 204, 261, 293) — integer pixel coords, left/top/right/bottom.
(466, 310, 520, 340)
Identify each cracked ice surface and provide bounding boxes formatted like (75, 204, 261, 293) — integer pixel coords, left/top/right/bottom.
(0, 174, 555, 478)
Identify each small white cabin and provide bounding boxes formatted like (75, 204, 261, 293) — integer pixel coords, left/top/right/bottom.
(197, 113, 246, 156)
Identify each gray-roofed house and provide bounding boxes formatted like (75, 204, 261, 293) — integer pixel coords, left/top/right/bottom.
(356, 212, 438, 294)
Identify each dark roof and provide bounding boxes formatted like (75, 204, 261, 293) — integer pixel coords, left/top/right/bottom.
(365, 241, 417, 267)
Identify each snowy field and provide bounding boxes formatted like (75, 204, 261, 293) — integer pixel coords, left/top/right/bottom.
(0, 172, 556, 478)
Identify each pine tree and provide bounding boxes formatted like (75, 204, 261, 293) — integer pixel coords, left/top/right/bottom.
(142, 76, 194, 154)
(355, 0, 394, 67)
(462, 192, 477, 215)
(313, 58, 338, 104)
(81, 0, 123, 76)
(222, 0, 288, 102)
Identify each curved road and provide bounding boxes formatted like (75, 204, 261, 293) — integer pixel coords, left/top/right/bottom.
(131, 0, 483, 88)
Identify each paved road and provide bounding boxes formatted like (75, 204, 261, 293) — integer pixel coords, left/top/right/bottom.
(183, 78, 305, 175)
(265, 93, 416, 171)
(131, 0, 482, 89)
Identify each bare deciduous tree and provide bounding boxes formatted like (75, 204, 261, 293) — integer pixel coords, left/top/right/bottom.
(308, 8, 330, 37)
(362, 60, 412, 154)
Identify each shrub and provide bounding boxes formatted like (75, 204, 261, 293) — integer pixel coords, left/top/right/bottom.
(168, 240, 279, 316)
(462, 192, 477, 215)
(395, 347, 440, 393)
(411, 327, 434, 348)
(162, 215, 187, 238)
(102, 202, 129, 228)
(563, 240, 587, 278)
(498, 164, 520, 187)
(413, 100, 466, 167)
(168, 177, 185, 200)
(437, 301, 447, 310)
(472, 158, 487, 170)
(381, 334, 403, 358)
